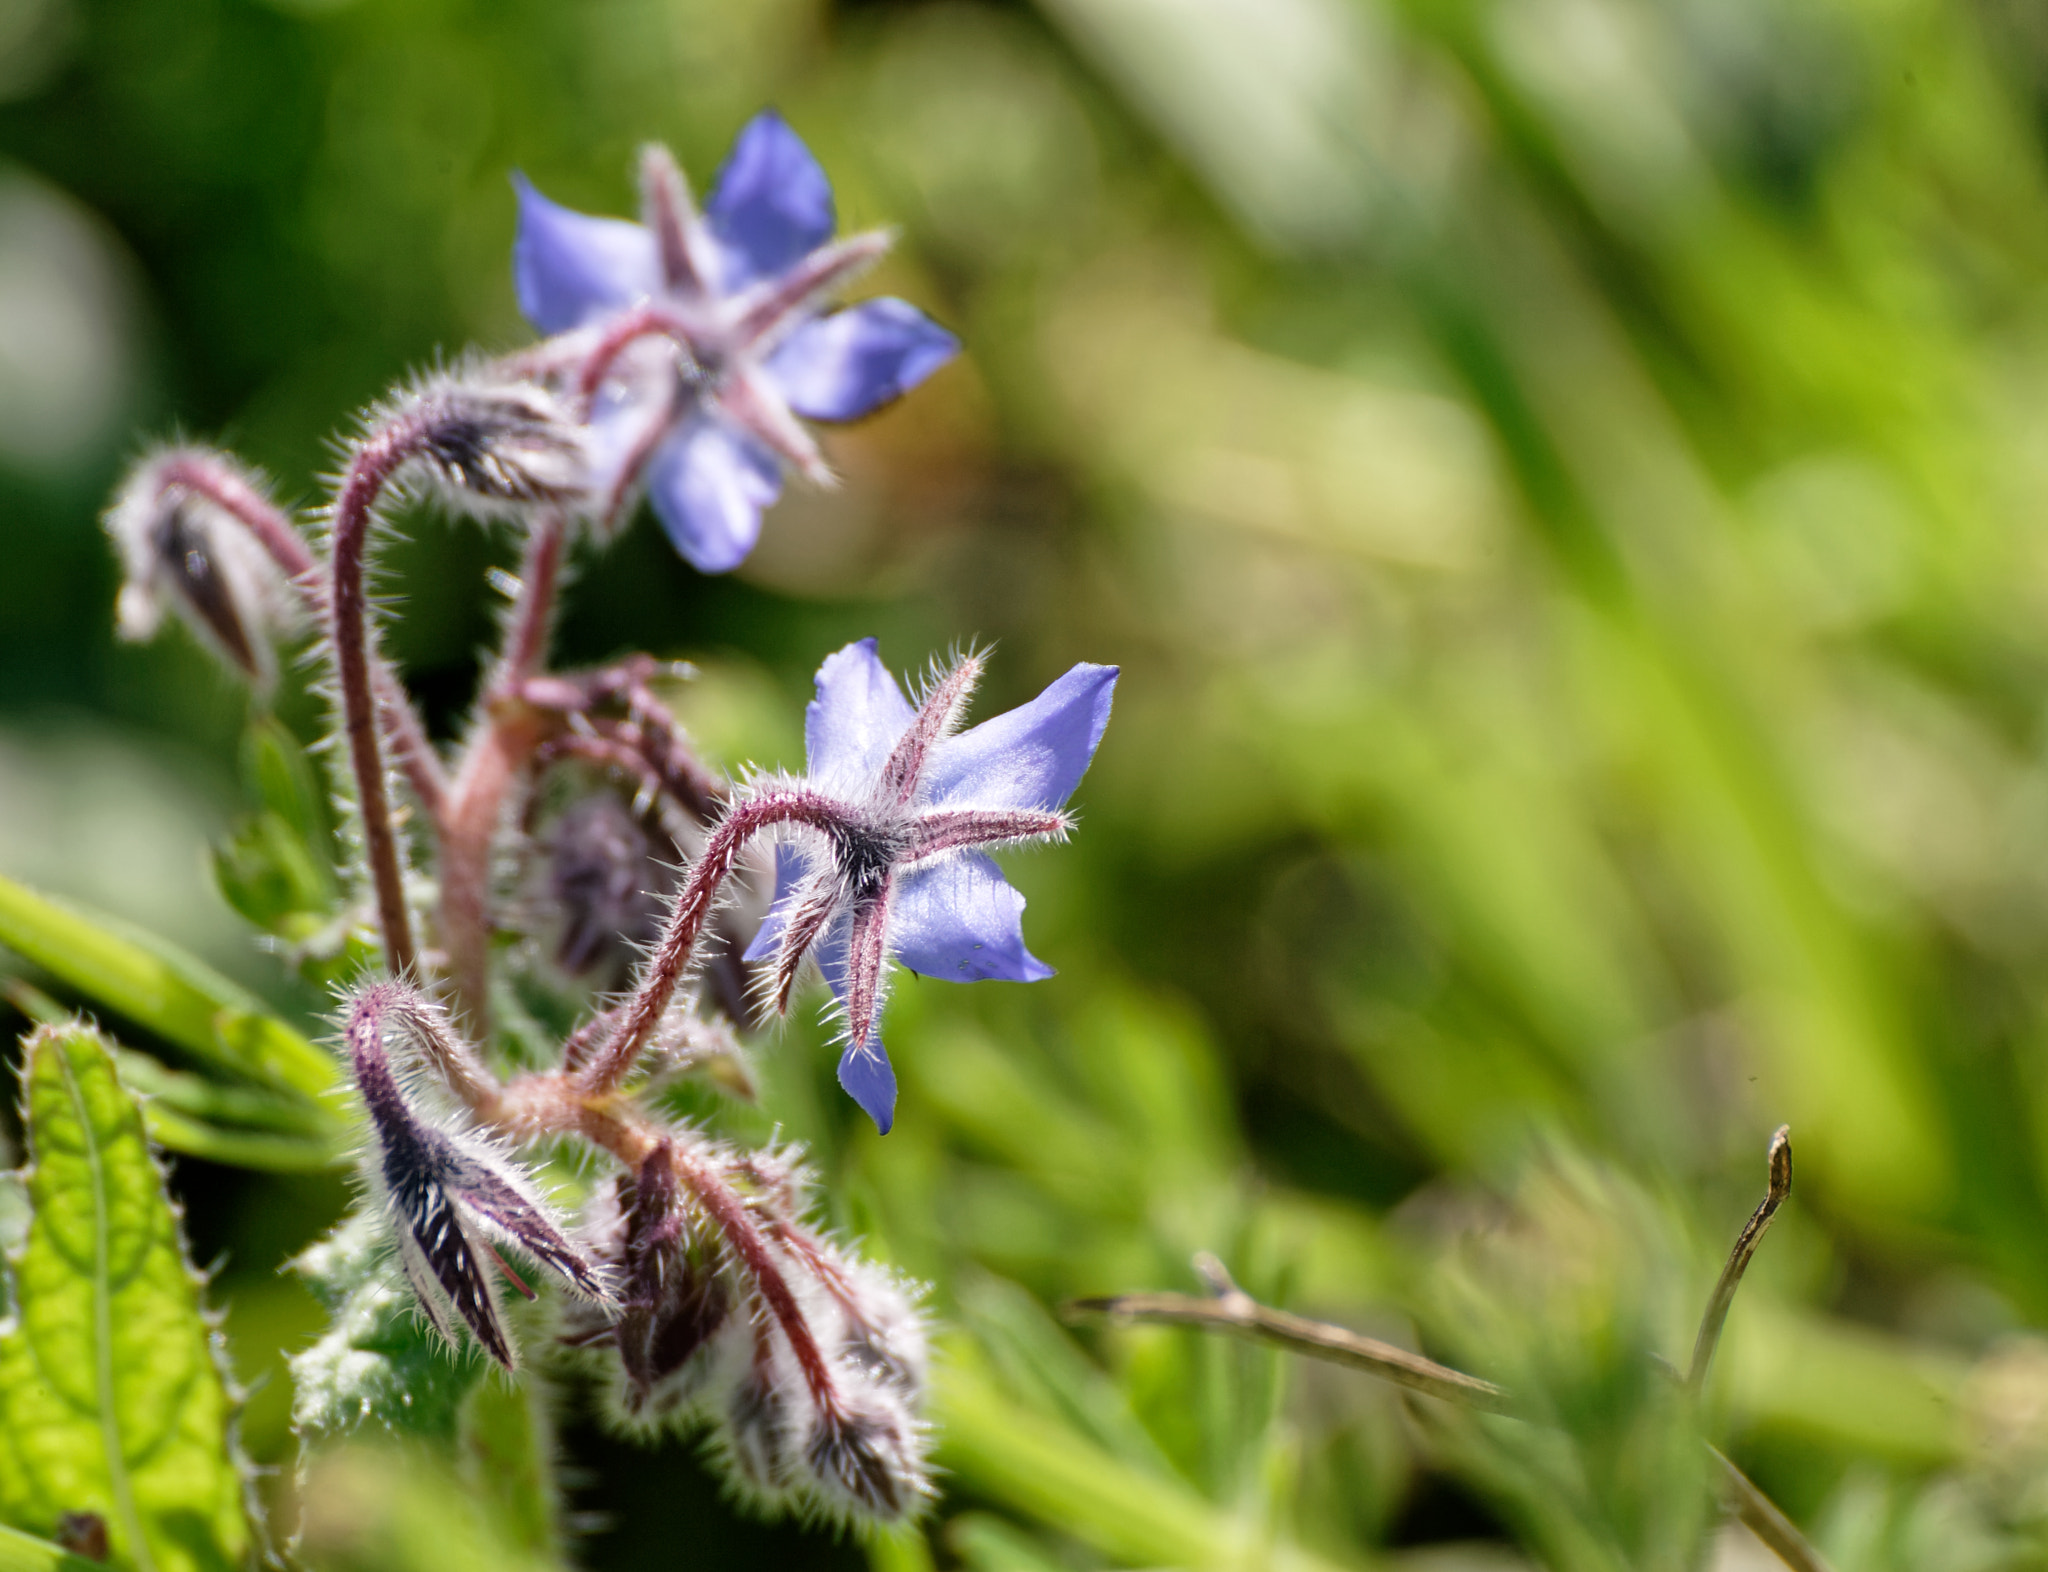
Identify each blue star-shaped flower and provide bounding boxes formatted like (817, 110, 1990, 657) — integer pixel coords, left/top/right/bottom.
(512, 112, 960, 572)
(743, 640, 1117, 1133)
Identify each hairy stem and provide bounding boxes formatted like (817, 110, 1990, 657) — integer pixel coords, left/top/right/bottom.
(438, 515, 570, 1032)
(582, 788, 847, 1093)
(329, 416, 449, 976)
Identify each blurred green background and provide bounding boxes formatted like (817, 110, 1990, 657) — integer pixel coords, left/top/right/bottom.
(9, 0, 2048, 1566)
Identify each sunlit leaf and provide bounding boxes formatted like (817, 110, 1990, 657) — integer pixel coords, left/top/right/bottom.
(290, 1211, 488, 1445)
(0, 1022, 252, 1572)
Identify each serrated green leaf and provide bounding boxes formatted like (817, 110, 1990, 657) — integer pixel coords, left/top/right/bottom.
(0, 1522, 105, 1572)
(290, 1212, 487, 1445)
(0, 1023, 251, 1572)
(0, 873, 335, 1099)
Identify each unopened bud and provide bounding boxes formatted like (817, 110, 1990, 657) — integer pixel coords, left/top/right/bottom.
(613, 1143, 736, 1418)
(347, 982, 612, 1369)
(546, 791, 673, 978)
(104, 448, 301, 689)
(390, 373, 595, 518)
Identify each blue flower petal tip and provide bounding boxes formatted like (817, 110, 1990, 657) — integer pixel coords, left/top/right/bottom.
(838, 1043, 897, 1135)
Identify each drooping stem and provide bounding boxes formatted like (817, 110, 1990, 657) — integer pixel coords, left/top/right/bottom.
(156, 450, 447, 816)
(575, 303, 699, 407)
(582, 787, 848, 1093)
(438, 515, 571, 1031)
(330, 416, 449, 976)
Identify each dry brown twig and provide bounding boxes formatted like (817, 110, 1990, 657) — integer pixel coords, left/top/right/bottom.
(1066, 1126, 1828, 1572)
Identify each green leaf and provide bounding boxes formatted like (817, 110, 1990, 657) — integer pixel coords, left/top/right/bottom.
(241, 717, 328, 850)
(211, 812, 334, 936)
(0, 872, 335, 1099)
(139, 1105, 348, 1175)
(290, 1211, 487, 1445)
(0, 1022, 252, 1572)
(0, 1522, 106, 1572)
(457, 1376, 560, 1561)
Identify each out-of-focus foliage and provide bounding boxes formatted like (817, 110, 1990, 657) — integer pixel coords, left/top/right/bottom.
(10, 0, 2048, 1567)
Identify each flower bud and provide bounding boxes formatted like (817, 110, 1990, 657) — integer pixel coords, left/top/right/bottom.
(610, 1143, 736, 1419)
(383, 372, 596, 519)
(346, 982, 612, 1368)
(104, 448, 301, 689)
(545, 790, 673, 979)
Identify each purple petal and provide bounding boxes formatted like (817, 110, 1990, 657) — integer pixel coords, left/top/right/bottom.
(512, 174, 660, 335)
(837, 1041, 898, 1135)
(765, 300, 960, 422)
(892, 852, 1053, 984)
(804, 639, 914, 788)
(925, 664, 1118, 811)
(742, 845, 813, 964)
(706, 110, 836, 292)
(643, 413, 782, 573)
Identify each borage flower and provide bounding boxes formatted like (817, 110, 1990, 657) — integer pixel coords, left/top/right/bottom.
(745, 640, 1116, 1132)
(513, 111, 959, 571)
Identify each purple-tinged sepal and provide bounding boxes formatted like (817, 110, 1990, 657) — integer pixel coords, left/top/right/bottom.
(346, 982, 612, 1369)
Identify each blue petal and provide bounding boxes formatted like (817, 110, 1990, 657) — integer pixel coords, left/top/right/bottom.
(643, 413, 782, 573)
(836, 1041, 897, 1135)
(925, 664, 1119, 811)
(765, 299, 960, 422)
(892, 852, 1053, 983)
(511, 174, 659, 334)
(805, 639, 914, 788)
(706, 110, 836, 292)
(741, 845, 812, 964)
(806, 914, 899, 1131)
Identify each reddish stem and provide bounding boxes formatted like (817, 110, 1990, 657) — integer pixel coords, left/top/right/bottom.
(438, 516, 570, 1031)
(669, 1139, 842, 1416)
(582, 788, 849, 1093)
(490, 1080, 843, 1417)
(330, 418, 446, 976)
(577, 303, 697, 407)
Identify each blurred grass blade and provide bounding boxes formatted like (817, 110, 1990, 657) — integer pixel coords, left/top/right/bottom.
(140, 1103, 349, 1174)
(0, 1022, 253, 1572)
(934, 1357, 1354, 1572)
(0, 872, 335, 1097)
(0, 1523, 105, 1572)
(113, 1049, 342, 1138)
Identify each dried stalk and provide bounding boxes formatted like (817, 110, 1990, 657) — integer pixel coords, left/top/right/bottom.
(1067, 1131, 1829, 1572)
